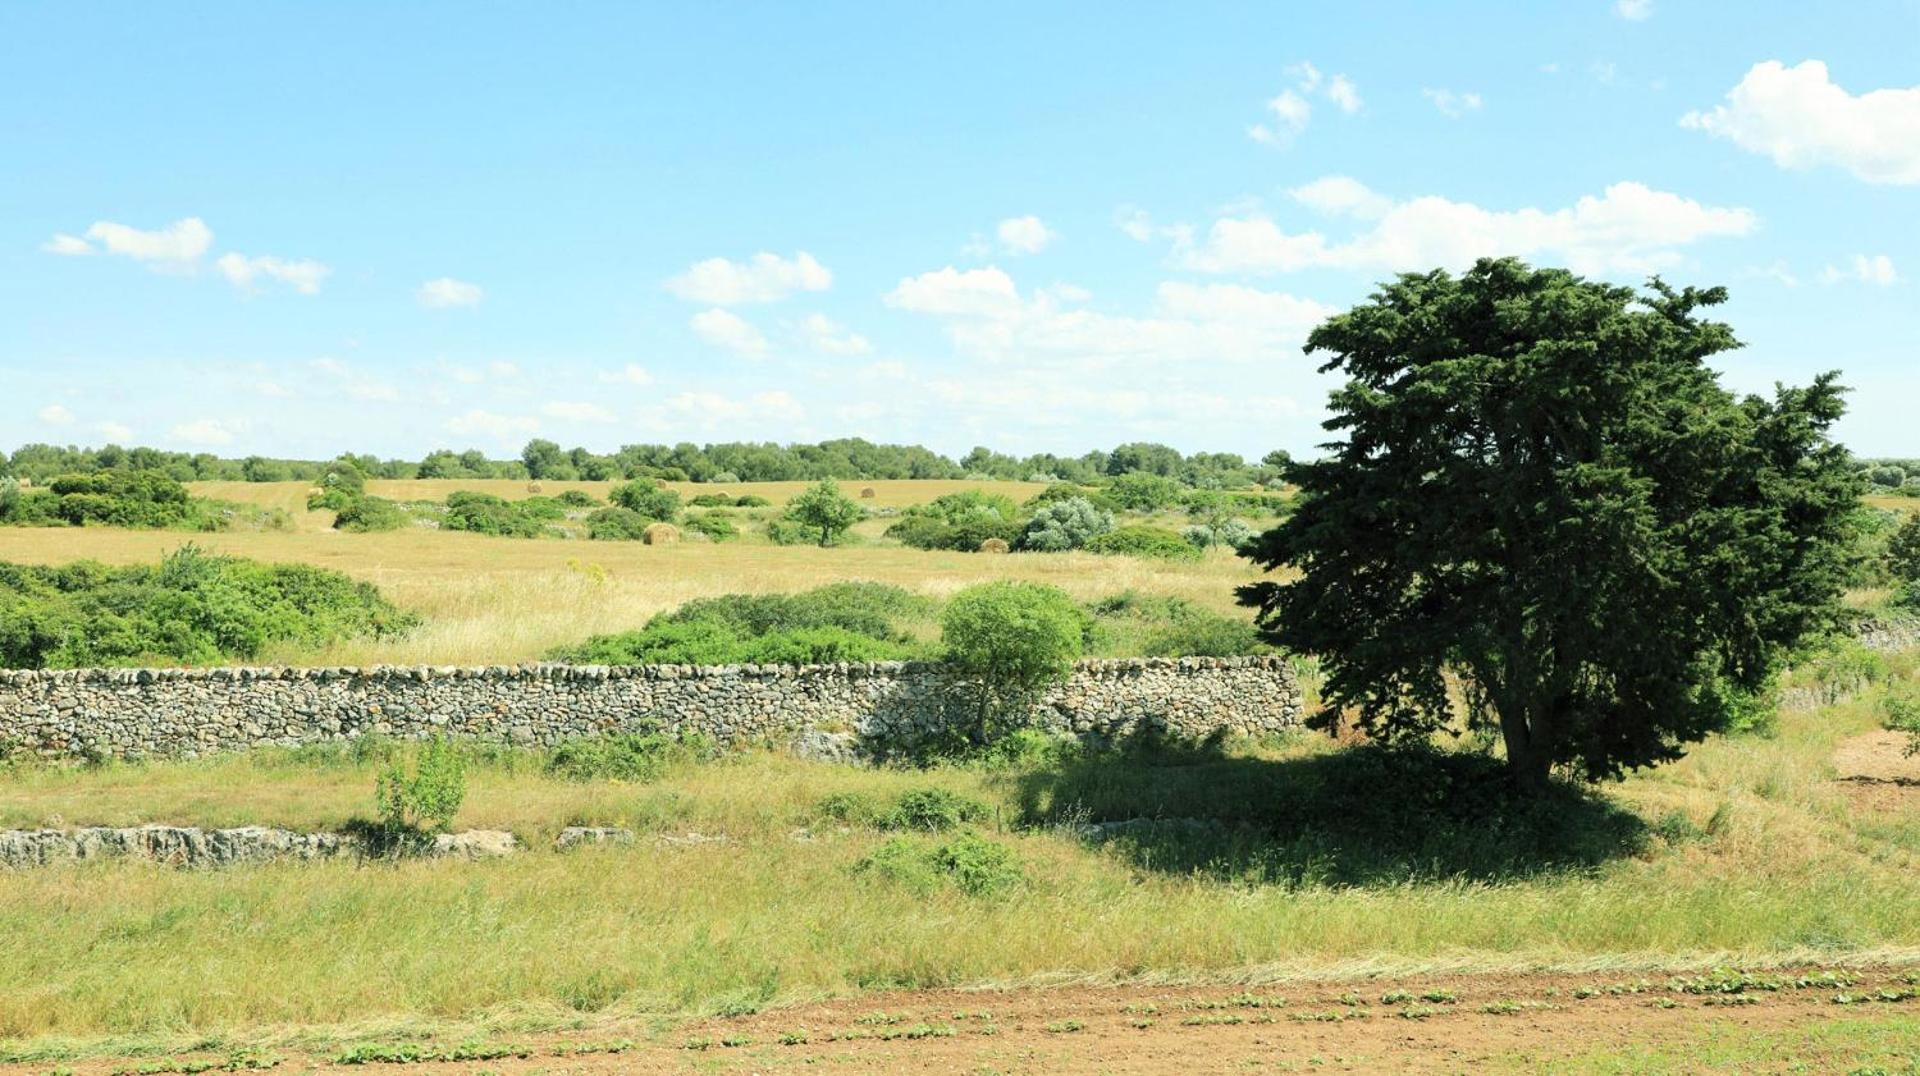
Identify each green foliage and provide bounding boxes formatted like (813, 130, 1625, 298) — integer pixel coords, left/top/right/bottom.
(1085, 590, 1269, 657)
(817, 787, 992, 830)
(1886, 513, 1920, 583)
(1083, 526, 1201, 561)
(681, 512, 739, 542)
(0, 546, 419, 669)
(332, 496, 410, 533)
(1022, 483, 1094, 510)
(545, 730, 719, 782)
(687, 493, 735, 508)
(1104, 472, 1184, 512)
(854, 830, 1022, 897)
(0, 469, 267, 532)
(556, 489, 600, 508)
(548, 581, 926, 666)
(887, 491, 1024, 551)
(585, 506, 651, 541)
(517, 495, 571, 521)
(1239, 259, 1863, 784)
(1018, 497, 1114, 552)
(941, 582, 1088, 742)
(1881, 688, 1920, 758)
(733, 494, 773, 508)
(374, 738, 467, 834)
(609, 480, 681, 522)
(442, 491, 549, 537)
(1183, 519, 1255, 551)
(783, 479, 864, 546)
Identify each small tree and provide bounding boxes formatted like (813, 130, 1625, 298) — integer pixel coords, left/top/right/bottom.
(1886, 513, 1920, 584)
(786, 479, 863, 546)
(1240, 259, 1862, 787)
(941, 581, 1088, 742)
(610, 479, 681, 522)
(374, 737, 467, 834)
(1019, 497, 1113, 551)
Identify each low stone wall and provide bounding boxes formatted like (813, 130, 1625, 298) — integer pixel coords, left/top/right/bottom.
(0, 656, 1301, 761)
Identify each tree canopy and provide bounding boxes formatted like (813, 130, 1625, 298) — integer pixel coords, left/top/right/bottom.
(1239, 258, 1863, 785)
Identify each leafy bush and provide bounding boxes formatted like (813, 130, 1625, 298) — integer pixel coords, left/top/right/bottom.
(443, 491, 547, 537)
(0, 469, 242, 531)
(548, 581, 926, 666)
(907, 490, 1021, 527)
(1019, 497, 1114, 552)
(1141, 612, 1267, 657)
(1183, 519, 1255, 550)
(854, 830, 1023, 897)
(1104, 472, 1184, 512)
(517, 495, 571, 521)
(0, 546, 419, 668)
(1023, 483, 1094, 510)
(884, 787, 991, 831)
(1084, 526, 1202, 561)
(740, 626, 906, 664)
(1888, 513, 1920, 584)
(681, 512, 739, 542)
(886, 513, 1022, 552)
(688, 493, 734, 508)
(373, 738, 466, 834)
(941, 582, 1089, 743)
(556, 489, 601, 508)
(734, 494, 772, 508)
(1883, 688, 1920, 758)
(609, 480, 681, 522)
(333, 496, 410, 532)
(585, 507, 651, 541)
(545, 730, 718, 781)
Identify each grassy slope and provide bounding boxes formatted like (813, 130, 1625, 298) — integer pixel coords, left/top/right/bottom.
(0, 670, 1913, 1047)
(0, 479, 1266, 666)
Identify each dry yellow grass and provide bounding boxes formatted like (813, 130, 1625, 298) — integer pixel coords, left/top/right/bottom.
(0, 480, 1263, 666)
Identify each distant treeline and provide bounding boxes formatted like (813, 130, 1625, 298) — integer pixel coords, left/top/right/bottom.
(3, 439, 1294, 489)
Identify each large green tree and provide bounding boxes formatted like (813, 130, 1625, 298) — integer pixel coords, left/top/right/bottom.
(1239, 259, 1863, 786)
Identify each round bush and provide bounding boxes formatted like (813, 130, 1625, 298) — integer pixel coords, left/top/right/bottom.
(610, 480, 681, 522)
(586, 506, 650, 541)
(1019, 497, 1114, 552)
(941, 581, 1089, 694)
(1084, 526, 1202, 561)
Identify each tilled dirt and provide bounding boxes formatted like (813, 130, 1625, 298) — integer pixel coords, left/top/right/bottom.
(7, 966, 1916, 1075)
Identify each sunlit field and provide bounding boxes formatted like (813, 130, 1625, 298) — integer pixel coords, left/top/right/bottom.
(0, 479, 1269, 666)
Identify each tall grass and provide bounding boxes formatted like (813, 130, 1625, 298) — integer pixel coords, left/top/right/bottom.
(0, 675, 1915, 1046)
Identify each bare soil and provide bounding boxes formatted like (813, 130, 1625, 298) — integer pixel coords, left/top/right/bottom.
(8, 967, 1916, 1075)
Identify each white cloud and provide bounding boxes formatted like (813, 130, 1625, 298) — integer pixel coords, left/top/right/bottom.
(418, 277, 484, 308)
(884, 266, 1024, 318)
(488, 360, 519, 377)
(310, 357, 349, 376)
(1682, 60, 1920, 185)
(541, 401, 616, 423)
(255, 381, 293, 398)
(665, 390, 804, 423)
(38, 404, 74, 425)
(597, 364, 655, 385)
(1176, 178, 1756, 277)
(170, 418, 241, 446)
(800, 313, 873, 356)
(996, 215, 1056, 255)
(1615, 0, 1653, 20)
(444, 409, 538, 441)
(1289, 176, 1393, 220)
(1824, 254, 1899, 286)
(1250, 64, 1360, 145)
(216, 253, 331, 295)
(1326, 75, 1362, 114)
(95, 422, 134, 442)
(1422, 88, 1484, 118)
(41, 234, 93, 256)
(665, 251, 832, 305)
(690, 308, 769, 356)
(83, 217, 212, 264)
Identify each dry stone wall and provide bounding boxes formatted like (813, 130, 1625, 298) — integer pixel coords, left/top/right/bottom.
(0, 656, 1301, 761)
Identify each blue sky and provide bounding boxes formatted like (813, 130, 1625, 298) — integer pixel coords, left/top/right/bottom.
(2, 1, 1915, 461)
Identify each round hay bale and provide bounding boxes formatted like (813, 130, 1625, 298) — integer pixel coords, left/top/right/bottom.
(859, 486, 877, 499)
(977, 537, 1010, 554)
(527, 482, 543, 493)
(642, 522, 680, 546)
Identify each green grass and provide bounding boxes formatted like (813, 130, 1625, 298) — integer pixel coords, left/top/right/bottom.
(0, 663, 1916, 1053)
(1517, 1014, 1920, 1074)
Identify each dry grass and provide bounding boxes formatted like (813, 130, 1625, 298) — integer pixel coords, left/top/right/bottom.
(0, 682, 1915, 1048)
(0, 481, 1262, 666)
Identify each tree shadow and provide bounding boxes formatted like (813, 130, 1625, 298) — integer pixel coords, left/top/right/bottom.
(1012, 734, 1649, 887)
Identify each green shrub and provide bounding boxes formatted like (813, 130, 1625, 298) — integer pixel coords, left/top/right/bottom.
(739, 626, 907, 664)
(610, 480, 680, 522)
(884, 787, 991, 831)
(443, 491, 547, 537)
(854, 831, 1022, 897)
(333, 496, 410, 533)
(585, 507, 651, 541)
(1104, 473, 1184, 512)
(781, 479, 863, 546)
(681, 512, 739, 542)
(1141, 613, 1267, 657)
(546, 732, 678, 782)
(940, 582, 1088, 744)
(1084, 526, 1202, 561)
(374, 738, 467, 834)
(556, 489, 601, 508)
(1019, 497, 1114, 552)
(1023, 483, 1094, 510)
(907, 490, 1022, 527)
(1883, 688, 1920, 757)
(550, 582, 926, 666)
(0, 546, 419, 669)
(518, 495, 571, 521)
(0, 469, 233, 530)
(688, 493, 734, 508)
(734, 494, 772, 508)
(886, 514, 1022, 552)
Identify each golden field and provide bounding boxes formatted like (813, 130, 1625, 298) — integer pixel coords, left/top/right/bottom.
(0, 479, 1267, 666)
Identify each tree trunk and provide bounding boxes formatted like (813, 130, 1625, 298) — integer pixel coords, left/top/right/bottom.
(1499, 704, 1556, 792)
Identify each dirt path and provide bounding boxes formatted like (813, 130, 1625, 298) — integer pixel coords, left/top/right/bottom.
(8, 966, 1916, 1075)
